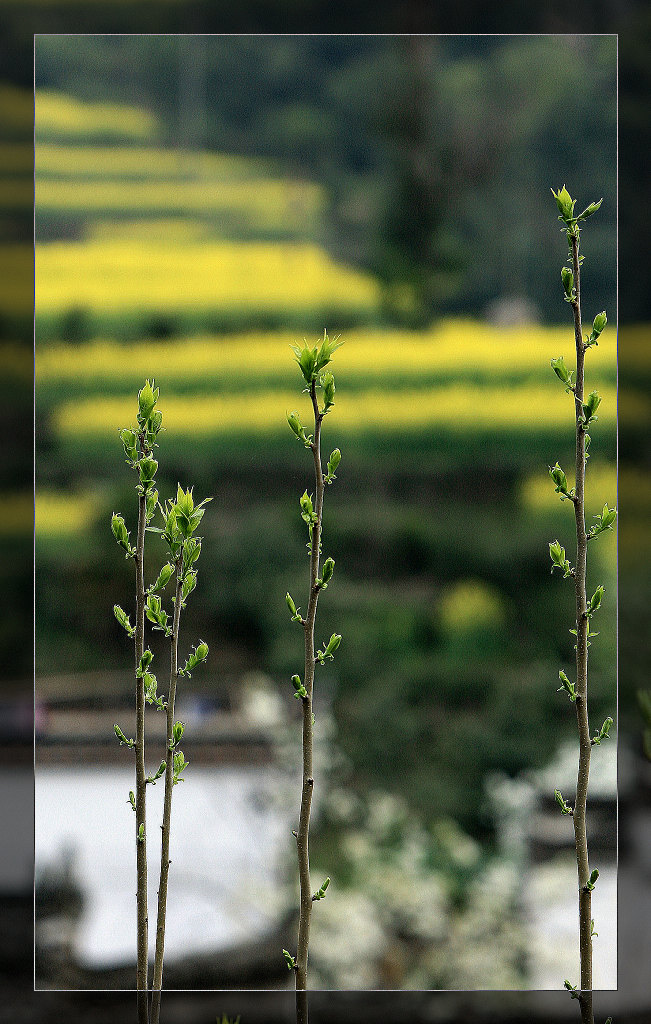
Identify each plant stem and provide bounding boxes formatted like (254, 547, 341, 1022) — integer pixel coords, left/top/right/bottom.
(150, 555, 183, 1024)
(295, 380, 324, 992)
(569, 230, 593, 1024)
(134, 480, 149, 1023)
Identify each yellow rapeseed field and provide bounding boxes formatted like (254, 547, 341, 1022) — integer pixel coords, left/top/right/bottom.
(35, 178, 325, 229)
(52, 384, 617, 439)
(520, 461, 617, 513)
(35, 143, 275, 181)
(36, 321, 616, 383)
(36, 240, 380, 313)
(35, 90, 159, 141)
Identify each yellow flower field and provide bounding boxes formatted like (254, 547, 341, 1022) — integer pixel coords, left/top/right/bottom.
(36, 320, 616, 384)
(52, 383, 617, 439)
(35, 90, 159, 141)
(36, 240, 381, 314)
(36, 177, 325, 229)
(36, 143, 276, 181)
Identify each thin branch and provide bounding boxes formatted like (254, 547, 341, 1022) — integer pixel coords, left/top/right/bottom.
(134, 456, 149, 1024)
(295, 380, 324, 992)
(150, 555, 183, 1024)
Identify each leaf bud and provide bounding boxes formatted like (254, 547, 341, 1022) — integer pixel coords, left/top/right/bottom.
(551, 185, 576, 221)
(138, 379, 159, 422)
(560, 267, 574, 298)
(577, 198, 603, 221)
(120, 428, 138, 462)
(550, 356, 573, 388)
(592, 310, 607, 336)
(587, 585, 604, 616)
(138, 457, 158, 485)
(321, 557, 335, 586)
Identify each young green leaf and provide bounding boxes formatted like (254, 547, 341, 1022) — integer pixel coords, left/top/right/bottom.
(550, 356, 574, 388)
(136, 649, 154, 678)
(557, 670, 577, 702)
(324, 448, 341, 484)
(114, 723, 135, 748)
(552, 185, 576, 222)
(111, 513, 135, 557)
(148, 562, 174, 594)
(286, 592, 303, 623)
(137, 379, 159, 423)
(180, 640, 209, 678)
(170, 721, 185, 749)
(172, 749, 189, 784)
(585, 868, 599, 891)
(282, 949, 297, 971)
(549, 463, 574, 500)
(316, 633, 342, 664)
(317, 557, 335, 590)
(592, 716, 613, 745)
(146, 760, 166, 785)
(312, 876, 330, 901)
(113, 604, 136, 638)
(554, 789, 573, 815)
(291, 674, 308, 699)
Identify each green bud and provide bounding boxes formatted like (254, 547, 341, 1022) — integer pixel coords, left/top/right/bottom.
(549, 463, 572, 499)
(149, 410, 163, 435)
(320, 557, 335, 588)
(551, 356, 573, 386)
(315, 329, 343, 374)
(143, 672, 165, 710)
(592, 310, 607, 336)
(557, 670, 577, 702)
(585, 868, 599, 891)
(291, 341, 317, 383)
(137, 823, 145, 842)
(286, 592, 297, 616)
(146, 760, 166, 785)
(171, 721, 185, 748)
(114, 723, 135, 748)
(312, 876, 330, 901)
(582, 389, 601, 425)
(554, 789, 572, 815)
(128, 791, 136, 812)
(137, 649, 154, 678)
(320, 371, 336, 413)
(282, 949, 296, 971)
(183, 538, 201, 571)
(149, 562, 174, 594)
(549, 539, 565, 564)
(114, 604, 135, 638)
(317, 633, 342, 663)
(145, 593, 170, 633)
(325, 448, 341, 484)
(138, 379, 159, 422)
(138, 457, 158, 486)
(564, 980, 579, 999)
(120, 428, 138, 463)
(291, 674, 308, 699)
(577, 198, 603, 221)
(180, 640, 208, 677)
(172, 749, 189, 784)
(551, 185, 576, 222)
(560, 267, 574, 299)
(587, 585, 604, 616)
(593, 716, 613, 745)
(300, 491, 313, 517)
(180, 570, 197, 605)
(111, 512, 134, 556)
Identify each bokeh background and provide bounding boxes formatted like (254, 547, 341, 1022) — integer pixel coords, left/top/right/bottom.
(28, 34, 627, 994)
